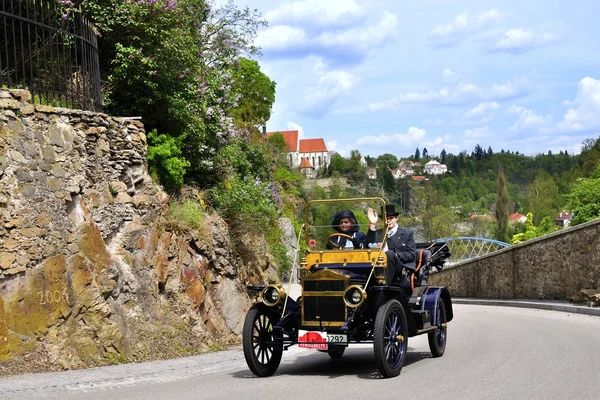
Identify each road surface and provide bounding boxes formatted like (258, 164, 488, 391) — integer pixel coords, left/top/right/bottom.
(1, 303, 600, 400)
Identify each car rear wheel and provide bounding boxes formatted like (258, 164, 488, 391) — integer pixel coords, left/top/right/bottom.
(373, 299, 408, 378)
(428, 298, 447, 357)
(242, 304, 283, 377)
(327, 345, 345, 359)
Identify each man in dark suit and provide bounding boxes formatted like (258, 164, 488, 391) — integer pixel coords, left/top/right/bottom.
(366, 204, 417, 285)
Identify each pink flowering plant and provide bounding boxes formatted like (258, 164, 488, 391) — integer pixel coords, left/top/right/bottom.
(81, 1, 292, 241)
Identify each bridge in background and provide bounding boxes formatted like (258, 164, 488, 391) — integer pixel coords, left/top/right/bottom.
(435, 237, 510, 265)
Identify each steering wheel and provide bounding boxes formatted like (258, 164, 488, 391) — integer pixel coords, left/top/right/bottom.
(327, 233, 354, 249)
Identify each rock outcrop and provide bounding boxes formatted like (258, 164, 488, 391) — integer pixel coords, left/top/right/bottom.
(0, 89, 273, 374)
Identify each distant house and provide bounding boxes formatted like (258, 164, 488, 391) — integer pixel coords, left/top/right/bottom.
(265, 130, 329, 175)
(423, 160, 448, 175)
(391, 168, 402, 179)
(411, 175, 426, 182)
(298, 157, 315, 179)
(509, 213, 527, 224)
(367, 167, 377, 179)
(468, 213, 494, 222)
(400, 167, 414, 178)
(555, 211, 573, 228)
(359, 156, 367, 167)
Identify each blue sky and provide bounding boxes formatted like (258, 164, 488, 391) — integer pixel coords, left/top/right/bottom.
(230, 0, 600, 158)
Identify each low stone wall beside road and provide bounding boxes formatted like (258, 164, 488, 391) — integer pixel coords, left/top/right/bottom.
(430, 218, 600, 300)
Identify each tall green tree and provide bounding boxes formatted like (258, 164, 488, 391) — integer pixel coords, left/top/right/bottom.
(230, 57, 276, 126)
(567, 164, 600, 225)
(495, 165, 510, 242)
(524, 172, 559, 225)
(440, 149, 447, 164)
(376, 153, 399, 170)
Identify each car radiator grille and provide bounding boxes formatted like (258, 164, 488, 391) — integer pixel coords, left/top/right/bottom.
(302, 278, 347, 324)
(303, 296, 346, 322)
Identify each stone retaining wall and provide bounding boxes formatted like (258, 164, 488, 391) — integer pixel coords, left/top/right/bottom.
(430, 218, 600, 299)
(0, 89, 273, 374)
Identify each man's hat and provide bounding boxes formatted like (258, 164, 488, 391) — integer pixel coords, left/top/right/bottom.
(383, 204, 400, 217)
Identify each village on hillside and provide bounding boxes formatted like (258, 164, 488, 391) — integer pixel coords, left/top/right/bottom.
(265, 129, 449, 180)
(265, 129, 574, 229)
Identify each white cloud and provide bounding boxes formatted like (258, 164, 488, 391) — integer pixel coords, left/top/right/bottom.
(484, 28, 559, 54)
(256, 11, 398, 62)
(255, 26, 307, 51)
(465, 126, 492, 139)
(287, 121, 305, 139)
(302, 61, 359, 117)
(356, 127, 426, 146)
(507, 105, 552, 132)
(264, 0, 366, 26)
(368, 77, 529, 111)
(429, 9, 507, 47)
(422, 135, 460, 155)
(464, 102, 500, 119)
(327, 139, 338, 151)
(559, 77, 600, 131)
(442, 68, 456, 83)
(317, 11, 398, 52)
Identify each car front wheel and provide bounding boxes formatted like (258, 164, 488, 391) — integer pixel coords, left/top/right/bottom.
(242, 304, 283, 377)
(373, 299, 408, 378)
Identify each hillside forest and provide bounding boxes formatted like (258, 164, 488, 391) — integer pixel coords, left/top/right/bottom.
(65, 0, 600, 278)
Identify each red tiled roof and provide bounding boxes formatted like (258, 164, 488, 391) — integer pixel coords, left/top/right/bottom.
(265, 130, 298, 152)
(412, 176, 426, 181)
(509, 213, 526, 221)
(298, 157, 313, 168)
(299, 138, 327, 153)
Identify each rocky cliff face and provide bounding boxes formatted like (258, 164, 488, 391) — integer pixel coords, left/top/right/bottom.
(0, 89, 276, 374)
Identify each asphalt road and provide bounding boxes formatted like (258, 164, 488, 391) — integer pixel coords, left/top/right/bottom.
(2, 304, 600, 400)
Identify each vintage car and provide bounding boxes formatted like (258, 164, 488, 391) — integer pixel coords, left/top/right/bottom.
(243, 197, 453, 378)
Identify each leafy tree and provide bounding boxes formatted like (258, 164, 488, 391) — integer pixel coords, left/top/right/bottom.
(147, 130, 191, 192)
(267, 133, 287, 152)
(472, 144, 484, 161)
(567, 164, 600, 225)
(329, 152, 346, 173)
(524, 172, 558, 225)
(376, 153, 398, 170)
(382, 168, 396, 197)
(495, 165, 510, 242)
(396, 178, 411, 215)
(423, 205, 458, 240)
(230, 57, 276, 126)
(345, 151, 362, 173)
(82, 0, 269, 190)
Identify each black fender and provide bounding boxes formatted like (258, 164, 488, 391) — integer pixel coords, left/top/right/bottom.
(419, 286, 453, 324)
(273, 296, 301, 342)
(368, 286, 417, 333)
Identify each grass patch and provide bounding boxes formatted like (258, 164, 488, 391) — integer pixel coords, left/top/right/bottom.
(166, 199, 206, 233)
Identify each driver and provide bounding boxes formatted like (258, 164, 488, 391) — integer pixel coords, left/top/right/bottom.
(327, 210, 366, 249)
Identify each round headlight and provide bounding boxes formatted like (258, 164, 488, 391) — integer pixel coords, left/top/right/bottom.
(344, 285, 366, 308)
(262, 285, 285, 306)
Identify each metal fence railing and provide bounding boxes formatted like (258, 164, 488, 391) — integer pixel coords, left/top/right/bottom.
(0, 0, 102, 112)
